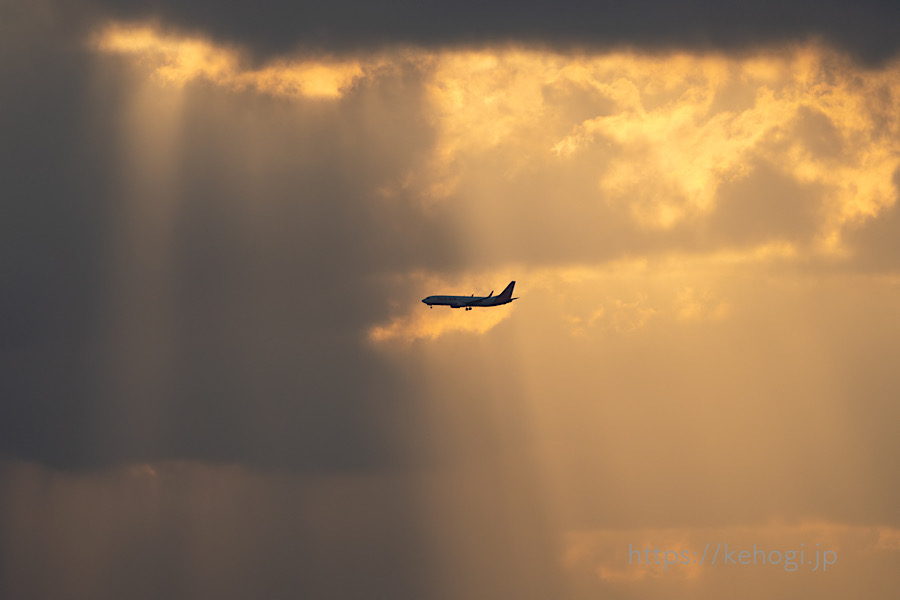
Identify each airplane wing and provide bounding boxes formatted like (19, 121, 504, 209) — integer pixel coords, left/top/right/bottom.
(464, 290, 493, 306)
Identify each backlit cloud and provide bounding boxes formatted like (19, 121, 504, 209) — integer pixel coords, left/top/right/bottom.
(93, 25, 900, 259)
(94, 23, 367, 98)
(418, 46, 900, 250)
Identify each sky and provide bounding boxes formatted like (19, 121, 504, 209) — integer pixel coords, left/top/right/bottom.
(2, 0, 900, 598)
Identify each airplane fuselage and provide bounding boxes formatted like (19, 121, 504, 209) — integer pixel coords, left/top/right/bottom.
(422, 281, 517, 310)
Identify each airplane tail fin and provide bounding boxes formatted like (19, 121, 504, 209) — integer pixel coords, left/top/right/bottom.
(497, 281, 516, 302)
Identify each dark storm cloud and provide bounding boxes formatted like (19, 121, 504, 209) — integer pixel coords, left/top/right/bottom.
(0, 0, 115, 466)
(93, 0, 900, 63)
(0, 0, 459, 471)
(107, 75, 454, 472)
(0, 462, 437, 600)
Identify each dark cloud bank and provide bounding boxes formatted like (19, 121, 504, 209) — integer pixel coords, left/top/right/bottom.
(0, 8, 511, 599)
(94, 0, 900, 63)
(0, 1, 454, 472)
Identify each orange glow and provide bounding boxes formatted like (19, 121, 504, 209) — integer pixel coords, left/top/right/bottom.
(92, 25, 900, 249)
(76, 25, 900, 599)
(94, 23, 365, 98)
(368, 307, 513, 343)
(420, 45, 900, 247)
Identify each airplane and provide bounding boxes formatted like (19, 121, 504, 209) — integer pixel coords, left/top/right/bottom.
(422, 281, 517, 310)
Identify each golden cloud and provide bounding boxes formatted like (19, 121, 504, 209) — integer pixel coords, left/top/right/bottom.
(93, 25, 900, 254)
(420, 45, 900, 249)
(93, 23, 366, 98)
(368, 306, 513, 343)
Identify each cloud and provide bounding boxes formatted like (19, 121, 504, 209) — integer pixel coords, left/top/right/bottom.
(6, 12, 900, 598)
(8, 3, 900, 600)
(94, 23, 369, 98)
(0, 458, 567, 599)
(0, 460, 438, 600)
(551, 48, 899, 243)
(6, 14, 900, 475)
(369, 306, 513, 343)
(1, 13, 458, 471)
(373, 45, 900, 268)
(91, 0, 900, 64)
(88, 25, 900, 266)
